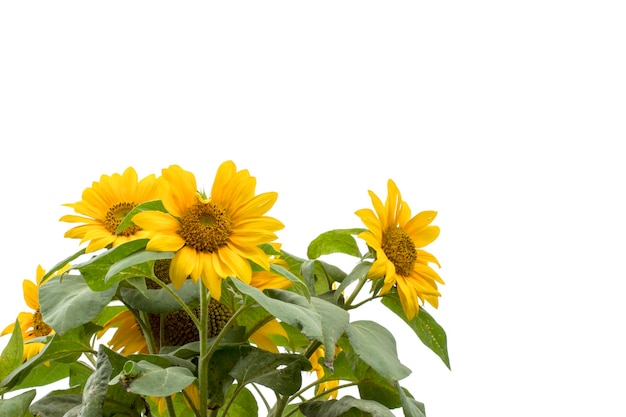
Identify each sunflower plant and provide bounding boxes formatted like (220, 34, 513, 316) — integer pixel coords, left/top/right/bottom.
(0, 161, 450, 417)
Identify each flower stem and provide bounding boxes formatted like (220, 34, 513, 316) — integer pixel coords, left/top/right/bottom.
(198, 279, 210, 417)
(343, 274, 368, 309)
(150, 275, 201, 328)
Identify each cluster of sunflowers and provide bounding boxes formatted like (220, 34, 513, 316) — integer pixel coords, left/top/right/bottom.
(0, 161, 448, 417)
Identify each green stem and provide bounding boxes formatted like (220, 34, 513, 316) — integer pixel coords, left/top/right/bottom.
(282, 382, 360, 417)
(343, 274, 368, 309)
(198, 279, 210, 417)
(182, 387, 201, 417)
(150, 275, 201, 328)
(165, 396, 177, 417)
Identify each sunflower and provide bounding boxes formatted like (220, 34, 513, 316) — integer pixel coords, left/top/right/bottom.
(249, 318, 289, 353)
(355, 179, 443, 320)
(1, 264, 70, 361)
(99, 309, 149, 355)
(132, 161, 284, 301)
(60, 167, 159, 252)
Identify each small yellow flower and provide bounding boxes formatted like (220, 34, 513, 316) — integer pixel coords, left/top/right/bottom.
(1, 264, 69, 361)
(132, 161, 284, 301)
(60, 167, 159, 252)
(355, 179, 443, 320)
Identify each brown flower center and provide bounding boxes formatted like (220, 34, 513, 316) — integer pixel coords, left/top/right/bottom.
(147, 300, 233, 350)
(147, 259, 172, 289)
(178, 201, 232, 253)
(33, 310, 52, 337)
(381, 226, 417, 277)
(105, 202, 141, 236)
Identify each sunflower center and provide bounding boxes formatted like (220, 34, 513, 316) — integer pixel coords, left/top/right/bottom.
(179, 201, 232, 253)
(381, 226, 417, 277)
(147, 259, 172, 289)
(147, 300, 233, 350)
(105, 202, 141, 236)
(33, 309, 52, 337)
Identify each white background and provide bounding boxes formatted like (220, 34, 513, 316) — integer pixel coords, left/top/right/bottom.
(1, 2, 625, 416)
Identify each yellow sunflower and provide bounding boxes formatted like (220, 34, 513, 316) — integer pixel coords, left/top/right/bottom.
(355, 179, 443, 320)
(132, 161, 284, 301)
(98, 309, 149, 355)
(1, 264, 70, 361)
(60, 167, 159, 252)
(249, 319, 289, 353)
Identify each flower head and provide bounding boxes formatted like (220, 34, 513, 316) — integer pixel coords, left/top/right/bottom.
(1, 264, 69, 361)
(132, 161, 284, 300)
(355, 179, 443, 320)
(60, 167, 159, 252)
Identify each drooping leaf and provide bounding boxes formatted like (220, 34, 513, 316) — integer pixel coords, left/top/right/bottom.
(299, 395, 395, 417)
(0, 389, 36, 417)
(120, 278, 199, 314)
(229, 347, 312, 395)
(307, 229, 366, 259)
(118, 360, 196, 397)
(0, 319, 24, 383)
(397, 383, 427, 417)
(345, 321, 411, 382)
(39, 274, 118, 335)
(229, 279, 323, 341)
(382, 294, 450, 369)
(29, 394, 82, 417)
(72, 239, 149, 291)
(309, 297, 349, 369)
(104, 249, 173, 284)
(68, 346, 112, 417)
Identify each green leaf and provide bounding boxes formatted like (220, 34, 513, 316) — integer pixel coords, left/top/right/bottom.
(0, 319, 24, 383)
(40, 248, 86, 285)
(358, 367, 403, 408)
(73, 239, 149, 291)
(69, 346, 112, 417)
(229, 347, 312, 395)
(334, 261, 371, 304)
(270, 263, 310, 300)
(0, 389, 36, 417)
(299, 395, 395, 417)
(381, 294, 450, 369)
(29, 394, 82, 417)
(397, 383, 426, 417)
(115, 199, 167, 234)
(224, 385, 258, 417)
(104, 249, 173, 284)
(307, 229, 365, 259)
(229, 279, 323, 341)
(120, 278, 199, 314)
(345, 321, 411, 382)
(206, 344, 253, 410)
(119, 360, 196, 397)
(39, 274, 118, 335)
(309, 297, 349, 368)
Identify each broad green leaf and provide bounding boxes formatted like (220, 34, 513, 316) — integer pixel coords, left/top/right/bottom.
(229, 279, 323, 341)
(358, 367, 403, 408)
(73, 239, 149, 291)
(397, 383, 426, 417)
(1, 332, 92, 394)
(120, 278, 199, 314)
(307, 229, 365, 259)
(224, 385, 258, 417)
(382, 294, 450, 369)
(11, 360, 72, 392)
(206, 344, 253, 410)
(39, 274, 118, 335)
(309, 297, 349, 368)
(229, 347, 312, 395)
(104, 250, 173, 284)
(30, 394, 82, 417)
(0, 319, 23, 383)
(0, 389, 36, 417)
(345, 321, 411, 382)
(66, 346, 112, 417)
(41, 248, 86, 285)
(299, 395, 394, 417)
(270, 263, 310, 300)
(120, 360, 196, 397)
(115, 199, 167, 234)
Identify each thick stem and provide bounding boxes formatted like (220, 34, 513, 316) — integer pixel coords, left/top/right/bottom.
(343, 275, 368, 309)
(198, 279, 210, 417)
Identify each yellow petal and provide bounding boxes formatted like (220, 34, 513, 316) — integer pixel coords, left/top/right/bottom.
(23, 279, 39, 310)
